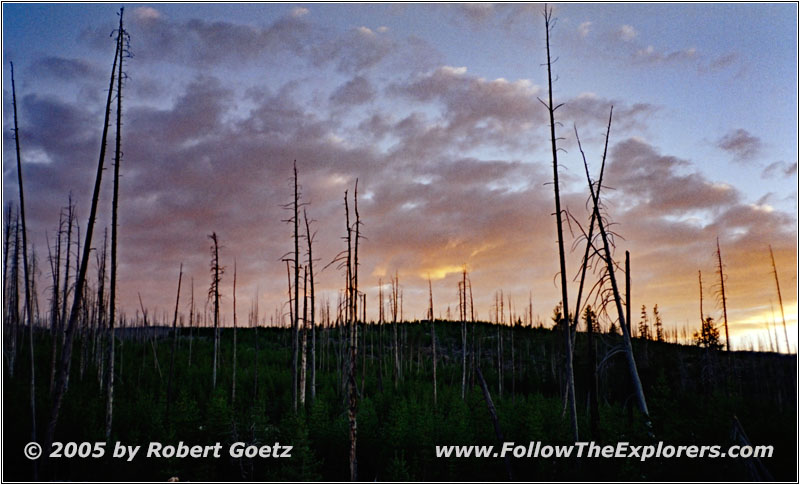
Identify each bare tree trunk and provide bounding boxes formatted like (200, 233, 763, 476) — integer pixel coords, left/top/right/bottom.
(300, 266, 307, 407)
(11, 62, 37, 466)
(106, 14, 127, 440)
(292, 162, 300, 412)
(541, 7, 578, 442)
(699, 271, 704, 325)
(769, 245, 790, 353)
(392, 272, 400, 388)
(576, 110, 650, 422)
(626, 251, 632, 337)
(304, 208, 317, 401)
(166, 264, 182, 423)
(461, 269, 467, 400)
(428, 277, 437, 407)
(232, 262, 237, 404)
(47, 210, 64, 395)
(188, 278, 194, 367)
(716, 238, 730, 351)
(46, 15, 122, 463)
(209, 232, 222, 390)
(377, 280, 384, 392)
(344, 188, 359, 481)
(585, 307, 599, 438)
(476, 366, 513, 481)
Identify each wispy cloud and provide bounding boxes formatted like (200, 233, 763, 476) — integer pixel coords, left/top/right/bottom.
(717, 128, 762, 161)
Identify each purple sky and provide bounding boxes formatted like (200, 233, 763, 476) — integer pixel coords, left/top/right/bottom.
(3, 3, 797, 351)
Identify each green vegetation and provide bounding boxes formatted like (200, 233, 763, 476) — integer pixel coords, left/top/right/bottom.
(3, 321, 795, 481)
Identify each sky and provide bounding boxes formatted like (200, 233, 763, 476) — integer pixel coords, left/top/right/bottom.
(2, 3, 797, 351)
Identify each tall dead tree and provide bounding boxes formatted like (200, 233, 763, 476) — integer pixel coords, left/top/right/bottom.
(304, 208, 317, 401)
(47, 210, 64, 394)
(428, 276, 437, 407)
(46, 13, 123, 459)
(299, 266, 308, 406)
(392, 271, 400, 388)
(232, 262, 238, 404)
(377, 279, 384, 391)
(166, 264, 183, 421)
(461, 267, 468, 400)
(282, 161, 302, 411)
(106, 8, 128, 440)
(11, 60, 37, 458)
(209, 232, 223, 390)
(715, 238, 730, 351)
(343, 187, 360, 481)
(540, 6, 578, 441)
(768, 245, 790, 353)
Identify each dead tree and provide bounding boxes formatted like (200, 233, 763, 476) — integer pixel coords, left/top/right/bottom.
(304, 208, 317, 401)
(377, 279, 384, 392)
(715, 238, 730, 351)
(343, 187, 360, 481)
(392, 271, 400, 388)
(699, 270, 705, 324)
(232, 262, 237, 404)
(166, 264, 183, 422)
(280, 161, 302, 411)
(461, 268, 468, 400)
(208, 232, 223, 390)
(476, 366, 513, 480)
(106, 9, 129, 440)
(11, 61, 37, 457)
(584, 305, 599, 437)
(539, 6, 578, 441)
(300, 265, 308, 406)
(575, 110, 650, 422)
(46, 209, 65, 394)
(46, 13, 123, 460)
(428, 276, 437, 407)
(625, 251, 632, 337)
(768, 245, 790, 353)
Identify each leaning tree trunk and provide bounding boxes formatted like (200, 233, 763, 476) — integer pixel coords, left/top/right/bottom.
(46, 16, 122, 464)
(716, 238, 730, 351)
(11, 59, 37, 480)
(577, 109, 650, 421)
(769, 245, 790, 353)
(106, 9, 127, 440)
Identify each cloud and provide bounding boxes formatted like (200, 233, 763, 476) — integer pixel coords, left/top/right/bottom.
(312, 25, 396, 74)
(762, 161, 797, 179)
(578, 21, 592, 38)
(606, 137, 740, 214)
(389, 65, 543, 151)
(291, 7, 309, 18)
(618, 25, 637, 41)
(457, 3, 494, 25)
(634, 45, 697, 64)
(82, 12, 316, 67)
(329, 76, 376, 106)
(29, 56, 102, 82)
(133, 6, 163, 22)
(717, 128, 762, 161)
